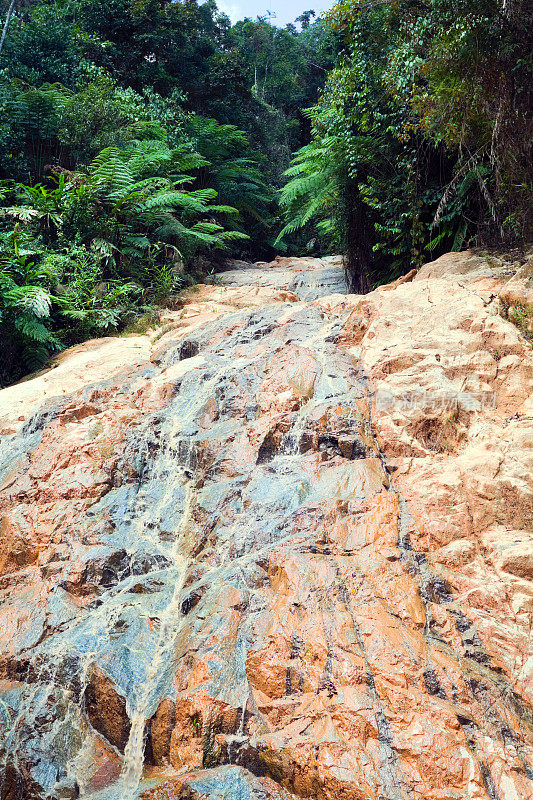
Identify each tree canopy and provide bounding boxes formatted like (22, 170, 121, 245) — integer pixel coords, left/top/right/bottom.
(278, 0, 532, 288)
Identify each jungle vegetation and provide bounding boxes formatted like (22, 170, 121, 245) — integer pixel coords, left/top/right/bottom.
(0, 0, 531, 383)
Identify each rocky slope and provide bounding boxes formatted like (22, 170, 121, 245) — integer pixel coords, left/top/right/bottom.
(0, 252, 532, 800)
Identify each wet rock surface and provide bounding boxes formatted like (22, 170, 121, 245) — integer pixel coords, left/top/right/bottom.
(140, 765, 297, 799)
(218, 256, 349, 300)
(0, 252, 532, 799)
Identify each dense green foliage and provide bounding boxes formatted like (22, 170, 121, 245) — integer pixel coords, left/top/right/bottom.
(0, 1, 336, 383)
(278, 0, 532, 288)
(0, 134, 249, 382)
(0, 0, 530, 383)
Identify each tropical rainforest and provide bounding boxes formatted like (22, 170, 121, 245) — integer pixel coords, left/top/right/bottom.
(0, 0, 531, 385)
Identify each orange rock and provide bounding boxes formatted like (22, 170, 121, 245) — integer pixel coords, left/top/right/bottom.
(0, 252, 532, 800)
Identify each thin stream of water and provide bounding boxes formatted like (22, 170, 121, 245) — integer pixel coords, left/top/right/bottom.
(117, 485, 193, 798)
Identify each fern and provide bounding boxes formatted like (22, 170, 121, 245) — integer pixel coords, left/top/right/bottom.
(14, 314, 54, 343)
(276, 137, 340, 246)
(81, 139, 243, 258)
(138, 190, 212, 213)
(0, 127, 253, 386)
(184, 115, 276, 251)
(12, 286, 51, 318)
(218, 230, 249, 241)
(190, 222, 224, 233)
(21, 342, 52, 373)
(90, 147, 136, 191)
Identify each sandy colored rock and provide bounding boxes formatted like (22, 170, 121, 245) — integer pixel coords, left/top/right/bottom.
(0, 251, 532, 800)
(0, 335, 151, 437)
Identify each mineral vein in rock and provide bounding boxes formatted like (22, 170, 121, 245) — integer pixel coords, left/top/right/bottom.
(0, 253, 532, 800)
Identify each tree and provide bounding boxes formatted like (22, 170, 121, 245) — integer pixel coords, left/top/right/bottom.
(295, 10, 315, 29)
(0, 0, 17, 58)
(278, 0, 532, 289)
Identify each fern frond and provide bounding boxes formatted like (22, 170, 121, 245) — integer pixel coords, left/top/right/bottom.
(137, 191, 212, 213)
(209, 205, 239, 214)
(14, 314, 54, 343)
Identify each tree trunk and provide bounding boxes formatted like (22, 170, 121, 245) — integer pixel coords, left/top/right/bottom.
(0, 0, 17, 58)
(344, 179, 372, 294)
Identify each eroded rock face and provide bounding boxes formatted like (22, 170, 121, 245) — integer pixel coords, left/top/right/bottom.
(140, 765, 297, 799)
(0, 253, 532, 800)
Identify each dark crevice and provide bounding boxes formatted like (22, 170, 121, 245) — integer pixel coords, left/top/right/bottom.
(179, 339, 200, 360)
